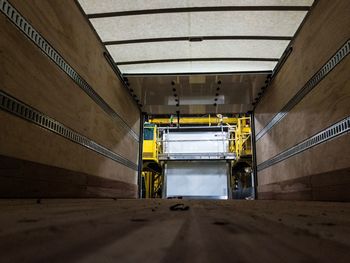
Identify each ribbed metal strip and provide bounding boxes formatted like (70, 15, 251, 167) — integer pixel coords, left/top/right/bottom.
(257, 117, 350, 171)
(256, 39, 350, 141)
(0, 0, 139, 142)
(0, 90, 138, 171)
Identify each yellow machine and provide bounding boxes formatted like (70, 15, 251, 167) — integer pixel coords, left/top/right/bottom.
(141, 116, 253, 198)
(143, 123, 159, 162)
(141, 123, 162, 198)
(229, 117, 252, 160)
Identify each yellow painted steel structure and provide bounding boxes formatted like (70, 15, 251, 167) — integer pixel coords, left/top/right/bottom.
(142, 123, 159, 162)
(142, 116, 252, 198)
(142, 171, 162, 198)
(149, 115, 240, 126)
(229, 117, 252, 159)
(142, 123, 162, 198)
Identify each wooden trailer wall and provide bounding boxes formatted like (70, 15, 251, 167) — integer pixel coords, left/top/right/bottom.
(254, 0, 350, 201)
(0, 0, 141, 198)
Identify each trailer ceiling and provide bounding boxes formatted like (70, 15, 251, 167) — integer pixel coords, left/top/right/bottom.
(77, 0, 314, 114)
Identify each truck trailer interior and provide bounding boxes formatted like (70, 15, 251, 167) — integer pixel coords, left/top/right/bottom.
(0, 0, 350, 262)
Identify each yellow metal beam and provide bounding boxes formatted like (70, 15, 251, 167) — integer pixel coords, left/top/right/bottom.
(149, 116, 240, 125)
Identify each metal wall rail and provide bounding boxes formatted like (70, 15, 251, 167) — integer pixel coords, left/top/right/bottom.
(257, 117, 350, 171)
(256, 39, 350, 141)
(0, 90, 138, 171)
(0, 0, 139, 142)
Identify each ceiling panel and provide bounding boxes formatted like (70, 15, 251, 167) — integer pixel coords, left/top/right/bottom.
(119, 61, 277, 74)
(90, 11, 307, 42)
(107, 40, 289, 63)
(78, 0, 313, 14)
(76, 0, 314, 113)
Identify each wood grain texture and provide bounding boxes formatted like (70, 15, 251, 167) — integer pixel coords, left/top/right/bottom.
(253, 0, 350, 201)
(256, 56, 350, 164)
(0, 111, 137, 187)
(257, 134, 350, 200)
(0, 199, 349, 263)
(254, 0, 350, 133)
(1, 0, 141, 197)
(0, 155, 137, 198)
(258, 168, 350, 201)
(8, 0, 140, 133)
(0, 15, 138, 163)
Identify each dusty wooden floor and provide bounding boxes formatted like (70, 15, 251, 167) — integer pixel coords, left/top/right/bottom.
(0, 199, 349, 263)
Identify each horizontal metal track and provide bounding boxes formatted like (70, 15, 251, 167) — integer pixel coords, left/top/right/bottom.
(257, 117, 350, 171)
(87, 6, 310, 18)
(117, 57, 279, 65)
(0, 0, 139, 141)
(256, 39, 350, 141)
(104, 36, 293, 45)
(0, 90, 138, 171)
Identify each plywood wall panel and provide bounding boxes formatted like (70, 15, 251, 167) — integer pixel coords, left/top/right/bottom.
(0, 155, 137, 198)
(256, 56, 350, 164)
(258, 168, 350, 201)
(0, 111, 137, 186)
(8, 0, 140, 132)
(254, 0, 350, 201)
(258, 134, 350, 191)
(255, 0, 350, 133)
(0, 15, 138, 164)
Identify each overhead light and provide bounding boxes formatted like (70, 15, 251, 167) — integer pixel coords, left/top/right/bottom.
(189, 75, 206, 84)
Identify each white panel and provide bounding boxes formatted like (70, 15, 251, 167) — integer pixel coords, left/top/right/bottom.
(166, 161, 228, 198)
(107, 40, 289, 62)
(163, 131, 228, 154)
(91, 11, 307, 41)
(79, 0, 313, 14)
(118, 61, 277, 74)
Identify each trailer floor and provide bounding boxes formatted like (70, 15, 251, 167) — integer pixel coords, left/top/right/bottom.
(0, 199, 349, 263)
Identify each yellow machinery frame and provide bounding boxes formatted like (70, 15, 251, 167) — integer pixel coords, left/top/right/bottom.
(149, 115, 240, 126)
(142, 123, 159, 162)
(229, 117, 252, 159)
(142, 116, 252, 198)
(142, 123, 162, 198)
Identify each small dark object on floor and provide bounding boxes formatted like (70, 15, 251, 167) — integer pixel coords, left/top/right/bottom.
(298, 214, 308, 217)
(213, 221, 229, 226)
(130, 218, 148, 222)
(36, 199, 41, 204)
(320, 222, 336, 226)
(169, 203, 189, 211)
